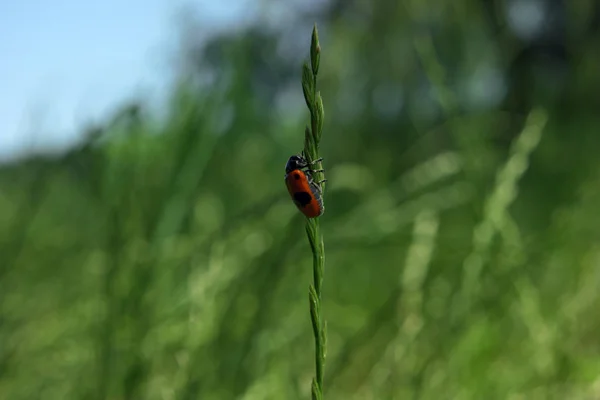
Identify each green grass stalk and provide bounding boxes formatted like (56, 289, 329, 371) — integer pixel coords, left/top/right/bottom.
(301, 23, 327, 400)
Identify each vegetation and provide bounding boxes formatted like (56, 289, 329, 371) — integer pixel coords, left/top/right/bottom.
(301, 24, 327, 400)
(1, 1, 600, 399)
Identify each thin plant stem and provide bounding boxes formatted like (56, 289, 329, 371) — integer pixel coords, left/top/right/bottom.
(301, 23, 327, 400)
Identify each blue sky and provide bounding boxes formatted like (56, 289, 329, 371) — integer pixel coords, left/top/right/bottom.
(0, 1, 250, 162)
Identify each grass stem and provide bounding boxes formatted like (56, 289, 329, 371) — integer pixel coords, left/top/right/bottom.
(301, 23, 327, 399)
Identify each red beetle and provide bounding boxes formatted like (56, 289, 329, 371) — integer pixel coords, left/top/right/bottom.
(284, 154, 327, 218)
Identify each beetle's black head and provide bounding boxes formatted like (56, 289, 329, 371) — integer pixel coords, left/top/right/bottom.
(285, 154, 307, 174)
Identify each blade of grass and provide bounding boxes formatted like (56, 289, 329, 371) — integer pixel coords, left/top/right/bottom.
(301, 23, 327, 399)
(457, 108, 548, 315)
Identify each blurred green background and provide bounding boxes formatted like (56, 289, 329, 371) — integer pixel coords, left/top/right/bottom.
(2, 1, 600, 399)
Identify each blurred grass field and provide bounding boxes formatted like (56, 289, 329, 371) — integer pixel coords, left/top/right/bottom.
(2, 1, 600, 399)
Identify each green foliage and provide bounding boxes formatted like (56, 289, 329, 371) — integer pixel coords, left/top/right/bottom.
(2, 2, 600, 400)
